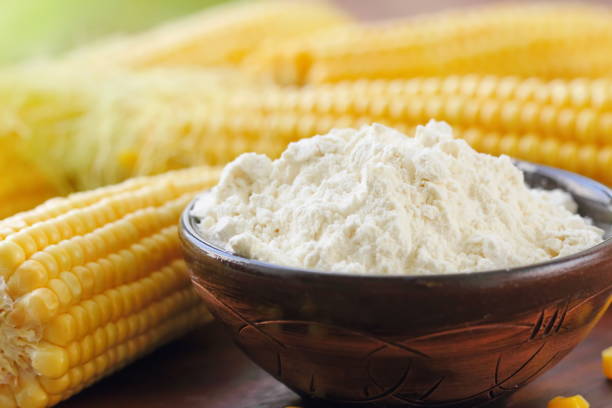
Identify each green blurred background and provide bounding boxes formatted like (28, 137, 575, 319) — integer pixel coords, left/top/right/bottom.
(0, 0, 228, 64)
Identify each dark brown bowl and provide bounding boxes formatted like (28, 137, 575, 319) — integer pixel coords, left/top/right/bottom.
(179, 161, 612, 407)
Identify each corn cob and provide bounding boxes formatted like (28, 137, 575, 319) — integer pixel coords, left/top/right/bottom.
(245, 4, 612, 85)
(65, 0, 350, 70)
(3, 68, 610, 190)
(0, 166, 219, 407)
(225, 78, 612, 144)
(138, 106, 611, 185)
(208, 77, 612, 183)
(172, 81, 612, 183)
(319, 76, 612, 111)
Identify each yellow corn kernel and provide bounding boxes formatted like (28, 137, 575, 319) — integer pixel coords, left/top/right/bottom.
(115, 319, 129, 345)
(7, 260, 49, 298)
(79, 335, 95, 366)
(92, 295, 111, 326)
(47, 220, 72, 244)
(66, 342, 81, 368)
(14, 374, 48, 408)
(67, 366, 84, 390)
(48, 279, 73, 309)
(60, 239, 85, 269)
(603, 346, 612, 380)
(0, 385, 17, 408)
(81, 300, 102, 332)
(105, 322, 118, 349)
(39, 374, 71, 395)
(94, 354, 109, 376)
(93, 327, 108, 357)
(106, 289, 123, 322)
(30, 253, 60, 280)
(548, 395, 590, 408)
(72, 266, 95, 299)
(10, 288, 60, 325)
(44, 245, 72, 275)
(44, 314, 77, 347)
(26, 226, 50, 250)
(80, 361, 96, 385)
(0, 241, 26, 278)
(86, 261, 107, 295)
(68, 305, 90, 339)
(8, 233, 39, 259)
(31, 344, 70, 379)
(71, 236, 95, 263)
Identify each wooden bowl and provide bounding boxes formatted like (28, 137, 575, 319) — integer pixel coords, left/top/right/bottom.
(179, 161, 612, 407)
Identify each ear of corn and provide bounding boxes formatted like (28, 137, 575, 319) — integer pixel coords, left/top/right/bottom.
(1, 70, 610, 190)
(0, 165, 219, 408)
(245, 4, 612, 85)
(65, 0, 351, 70)
(212, 77, 612, 183)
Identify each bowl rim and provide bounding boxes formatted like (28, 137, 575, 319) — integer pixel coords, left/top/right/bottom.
(180, 160, 612, 283)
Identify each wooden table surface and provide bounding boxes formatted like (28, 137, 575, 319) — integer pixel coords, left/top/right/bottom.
(58, 1, 611, 407)
(60, 310, 611, 408)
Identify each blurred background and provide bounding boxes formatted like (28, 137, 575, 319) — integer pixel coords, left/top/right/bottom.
(2, 0, 611, 64)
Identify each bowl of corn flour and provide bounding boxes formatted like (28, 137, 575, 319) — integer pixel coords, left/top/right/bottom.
(180, 121, 611, 407)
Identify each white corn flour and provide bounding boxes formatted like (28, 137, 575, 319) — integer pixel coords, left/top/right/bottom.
(191, 121, 604, 275)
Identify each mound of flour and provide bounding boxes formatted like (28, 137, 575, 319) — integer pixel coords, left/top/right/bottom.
(191, 121, 604, 275)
